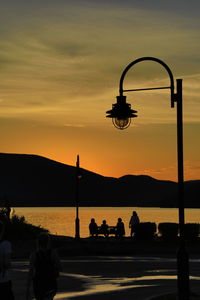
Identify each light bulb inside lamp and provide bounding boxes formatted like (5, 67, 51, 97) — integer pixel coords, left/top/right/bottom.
(113, 117, 131, 130)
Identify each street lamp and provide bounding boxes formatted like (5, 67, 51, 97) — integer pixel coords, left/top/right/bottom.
(106, 57, 190, 300)
(75, 154, 81, 238)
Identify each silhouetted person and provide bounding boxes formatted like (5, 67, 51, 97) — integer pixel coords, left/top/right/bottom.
(100, 220, 109, 237)
(0, 220, 15, 299)
(89, 218, 98, 237)
(129, 211, 140, 237)
(4, 198, 11, 221)
(116, 218, 125, 237)
(26, 233, 61, 300)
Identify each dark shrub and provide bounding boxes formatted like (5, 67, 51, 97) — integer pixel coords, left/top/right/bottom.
(0, 208, 48, 240)
(135, 222, 157, 240)
(184, 223, 199, 240)
(158, 222, 178, 240)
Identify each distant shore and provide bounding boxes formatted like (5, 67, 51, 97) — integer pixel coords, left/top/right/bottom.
(11, 205, 200, 208)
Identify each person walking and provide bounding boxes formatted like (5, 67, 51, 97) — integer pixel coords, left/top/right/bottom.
(129, 211, 140, 237)
(0, 220, 15, 300)
(26, 232, 61, 300)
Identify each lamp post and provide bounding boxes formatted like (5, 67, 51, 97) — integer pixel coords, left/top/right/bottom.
(106, 57, 190, 300)
(75, 154, 81, 239)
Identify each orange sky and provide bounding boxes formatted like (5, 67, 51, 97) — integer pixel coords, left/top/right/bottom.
(0, 0, 199, 181)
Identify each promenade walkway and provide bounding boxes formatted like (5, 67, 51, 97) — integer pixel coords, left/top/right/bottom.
(11, 255, 200, 299)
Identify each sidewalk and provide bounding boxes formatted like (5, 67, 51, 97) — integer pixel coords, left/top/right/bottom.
(10, 256, 200, 300)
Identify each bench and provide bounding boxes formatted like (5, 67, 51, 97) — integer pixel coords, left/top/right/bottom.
(96, 226, 125, 237)
(97, 226, 116, 236)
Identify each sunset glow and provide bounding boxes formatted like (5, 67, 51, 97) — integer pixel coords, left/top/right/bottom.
(0, 0, 199, 181)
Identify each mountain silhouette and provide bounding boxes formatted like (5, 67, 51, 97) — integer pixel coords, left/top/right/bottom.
(0, 153, 199, 207)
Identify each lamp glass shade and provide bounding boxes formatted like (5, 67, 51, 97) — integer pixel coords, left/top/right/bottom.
(106, 95, 137, 130)
(112, 117, 131, 130)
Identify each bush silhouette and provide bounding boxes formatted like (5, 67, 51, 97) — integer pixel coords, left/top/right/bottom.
(158, 222, 178, 240)
(184, 223, 199, 240)
(135, 222, 156, 240)
(0, 209, 48, 240)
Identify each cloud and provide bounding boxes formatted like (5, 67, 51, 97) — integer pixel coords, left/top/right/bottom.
(63, 123, 86, 128)
(0, 0, 199, 127)
(132, 161, 200, 182)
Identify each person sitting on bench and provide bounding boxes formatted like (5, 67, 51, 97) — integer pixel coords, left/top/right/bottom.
(116, 218, 125, 237)
(99, 220, 109, 237)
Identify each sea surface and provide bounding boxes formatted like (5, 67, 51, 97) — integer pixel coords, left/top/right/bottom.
(14, 207, 200, 238)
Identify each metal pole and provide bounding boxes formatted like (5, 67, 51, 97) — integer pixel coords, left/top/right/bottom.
(176, 79, 190, 299)
(111, 58, 191, 298)
(75, 155, 80, 238)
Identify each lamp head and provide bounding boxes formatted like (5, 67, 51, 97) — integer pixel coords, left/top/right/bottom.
(106, 95, 137, 130)
(76, 154, 82, 179)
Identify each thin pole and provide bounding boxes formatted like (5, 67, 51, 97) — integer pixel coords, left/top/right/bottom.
(75, 155, 80, 238)
(123, 86, 171, 92)
(176, 79, 190, 299)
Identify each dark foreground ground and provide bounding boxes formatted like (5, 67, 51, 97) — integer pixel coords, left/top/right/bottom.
(12, 235, 200, 259)
(11, 254, 200, 300)
(10, 236, 200, 299)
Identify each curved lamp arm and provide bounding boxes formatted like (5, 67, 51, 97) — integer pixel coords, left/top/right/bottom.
(119, 56, 175, 107)
(106, 56, 189, 298)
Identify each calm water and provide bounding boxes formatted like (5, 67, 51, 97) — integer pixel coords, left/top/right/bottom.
(14, 207, 200, 238)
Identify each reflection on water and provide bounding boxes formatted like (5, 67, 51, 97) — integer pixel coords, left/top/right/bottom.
(14, 207, 200, 237)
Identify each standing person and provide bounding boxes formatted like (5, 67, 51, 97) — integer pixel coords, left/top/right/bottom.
(129, 211, 140, 237)
(26, 233, 61, 300)
(89, 218, 98, 237)
(4, 198, 11, 221)
(0, 220, 15, 300)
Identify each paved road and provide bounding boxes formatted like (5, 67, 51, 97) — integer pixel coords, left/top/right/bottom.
(11, 256, 200, 299)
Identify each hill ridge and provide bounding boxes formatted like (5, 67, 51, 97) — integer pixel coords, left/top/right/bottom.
(0, 153, 199, 207)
